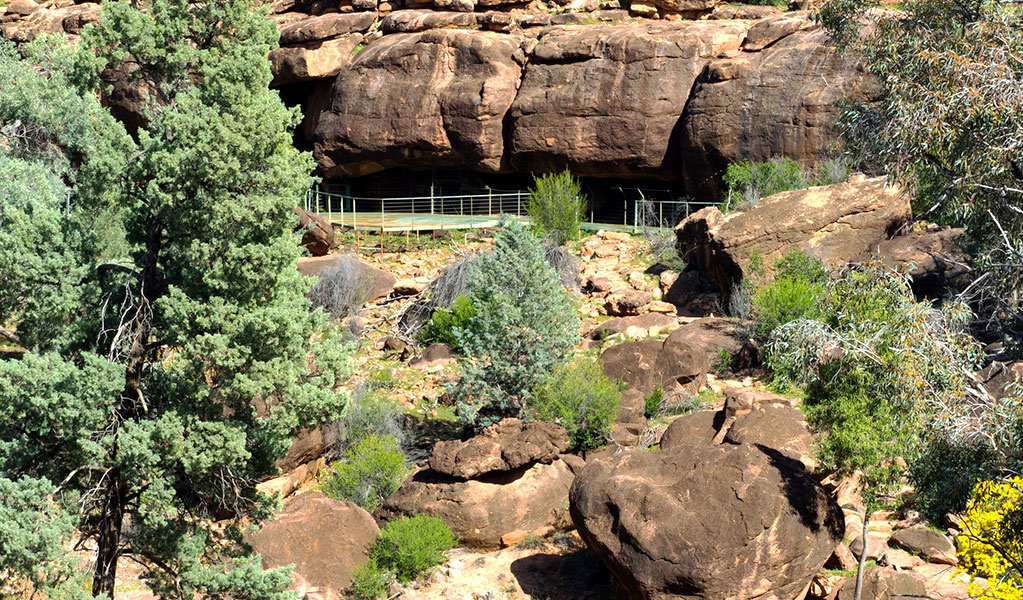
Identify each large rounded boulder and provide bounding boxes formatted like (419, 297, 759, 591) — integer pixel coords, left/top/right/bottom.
(569, 443, 843, 600)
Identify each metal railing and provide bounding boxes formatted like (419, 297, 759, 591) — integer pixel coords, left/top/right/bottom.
(303, 188, 716, 232)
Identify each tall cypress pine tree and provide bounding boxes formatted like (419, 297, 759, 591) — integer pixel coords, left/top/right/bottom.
(0, 0, 351, 596)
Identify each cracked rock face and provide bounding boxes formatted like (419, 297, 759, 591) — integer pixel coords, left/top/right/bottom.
(570, 443, 843, 600)
(675, 176, 912, 298)
(508, 21, 747, 177)
(313, 29, 525, 177)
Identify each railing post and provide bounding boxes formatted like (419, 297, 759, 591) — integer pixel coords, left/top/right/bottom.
(489, 189, 493, 215)
(659, 202, 664, 230)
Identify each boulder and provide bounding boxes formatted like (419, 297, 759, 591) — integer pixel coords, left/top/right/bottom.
(658, 409, 721, 448)
(585, 275, 614, 294)
(379, 10, 481, 33)
(271, 36, 363, 85)
(409, 342, 457, 369)
(376, 457, 579, 548)
(429, 418, 570, 479)
(314, 30, 523, 177)
(875, 226, 969, 295)
(977, 361, 1023, 401)
(600, 339, 667, 396)
(825, 542, 858, 572)
(605, 290, 653, 316)
(294, 207, 335, 256)
(617, 388, 649, 425)
(836, 568, 926, 600)
(570, 443, 844, 600)
(278, 12, 377, 45)
(680, 27, 883, 199)
(724, 403, 816, 468)
(246, 492, 379, 599)
(676, 176, 912, 298)
(850, 533, 888, 561)
(297, 255, 397, 303)
(741, 13, 805, 51)
(508, 21, 748, 178)
(889, 527, 957, 565)
(661, 317, 747, 369)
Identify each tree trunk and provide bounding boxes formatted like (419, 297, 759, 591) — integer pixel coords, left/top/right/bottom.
(853, 507, 870, 600)
(93, 216, 164, 598)
(93, 471, 125, 598)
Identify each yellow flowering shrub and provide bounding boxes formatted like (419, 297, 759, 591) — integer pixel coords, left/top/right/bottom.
(959, 477, 1023, 600)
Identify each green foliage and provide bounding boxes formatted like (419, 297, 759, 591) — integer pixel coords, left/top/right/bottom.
(527, 170, 587, 244)
(530, 356, 623, 450)
(644, 387, 663, 419)
(453, 220, 580, 427)
(752, 250, 829, 339)
(0, 477, 90, 600)
(720, 157, 810, 212)
(0, 0, 354, 596)
(349, 559, 390, 600)
(720, 157, 852, 213)
(817, 0, 1023, 343)
(322, 435, 408, 511)
(371, 516, 456, 583)
(766, 263, 982, 510)
(421, 295, 476, 350)
(333, 387, 409, 453)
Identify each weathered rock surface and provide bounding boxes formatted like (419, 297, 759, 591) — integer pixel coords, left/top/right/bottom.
(297, 255, 397, 304)
(658, 409, 721, 448)
(725, 403, 816, 468)
(977, 361, 1023, 400)
(875, 225, 969, 294)
(246, 492, 379, 599)
(588, 313, 676, 340)
(313, 29, 523, 177)
(680, 27, 883, 198)
(377, 457, 578, 548)
(272, 36, 364, 85)
(676, 176, 912, 297)
(889, 527, 957, 565)
(508, 21, 747, 177)
(294, 207, 335, 256)
(409, 341, 457, 369)
(429, 418, 570, 479)
(570, 443, 844, 600)
(836, 568, 926, 600)
(600, 317, 745, 396)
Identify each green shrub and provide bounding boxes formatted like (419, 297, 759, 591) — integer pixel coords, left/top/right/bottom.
(644, 387, 663, 418)
(321, 435, 408, 510)
(530, 356, 623, 450)
(420, 295, 475, 350)
(453, 220, 580, 427)
(527, 170, 586, 244)
(349, 559, 390, 600)
(372, 515, 457, 583)
(766, 263, 982, 507)
(720, 157, 811, 212)
(752, 250, 829, 339)
(332, 387, 408, 453)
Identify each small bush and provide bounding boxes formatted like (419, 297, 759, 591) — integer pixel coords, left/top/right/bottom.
(321, 434, 408, 510)
(528, 170, 586, 244)
(752, 250, 829, 339)
(349, 559, 390, 600)
(720, 157, 811, 213)
(309, 254, 379, 319)
(644, 231, 687, 273)
(541, 241, 581, 290)
(372, 515, 457, 583)
(644, 387, 663, 419)
(329, 386, 409, 454)
(420, 295, 475, 350)
(530, 356, 623, 450)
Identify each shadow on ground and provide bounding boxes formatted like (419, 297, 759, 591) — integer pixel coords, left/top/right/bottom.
(510, 547, 617, 600)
